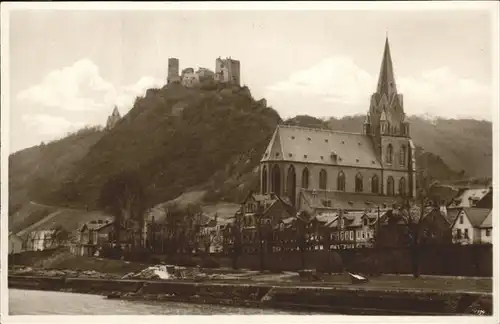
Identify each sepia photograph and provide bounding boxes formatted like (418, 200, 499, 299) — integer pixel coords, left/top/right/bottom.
(1, 1, 499, 322)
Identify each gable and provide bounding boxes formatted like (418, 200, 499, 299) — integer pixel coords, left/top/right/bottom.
(451, 209, 472, 229)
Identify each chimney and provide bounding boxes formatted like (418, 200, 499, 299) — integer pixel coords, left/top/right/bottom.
(214, 213, 218, 224)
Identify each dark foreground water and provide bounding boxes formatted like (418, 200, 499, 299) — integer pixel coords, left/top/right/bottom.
(9, 289, 313, 315)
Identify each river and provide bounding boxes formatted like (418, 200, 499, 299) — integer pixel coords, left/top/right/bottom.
(9, 289, 313, 315)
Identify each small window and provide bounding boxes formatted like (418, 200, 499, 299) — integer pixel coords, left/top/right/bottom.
(291, 136, 295, 140)
(307, 137, 311, 141)
(325, 139, 328, 143)
(459, 215, 464, 225)
(288, 153, 292, 157)
(304, 154, 308, 159)
(486, 229, 491, 237)
(464, 229, 469, 239)
(275, 152, 280, 157)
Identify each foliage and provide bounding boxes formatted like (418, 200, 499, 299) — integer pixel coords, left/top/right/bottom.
(52, 225, 70, 245)
(200, 256, 221, 268)
(156, 202, 204, 255)
(98, 170, 149, 243)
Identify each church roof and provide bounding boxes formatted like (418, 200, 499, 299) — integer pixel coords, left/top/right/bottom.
(261, 125, 381, 169)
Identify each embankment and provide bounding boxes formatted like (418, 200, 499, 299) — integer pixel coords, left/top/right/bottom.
(8, 275, 492, 315)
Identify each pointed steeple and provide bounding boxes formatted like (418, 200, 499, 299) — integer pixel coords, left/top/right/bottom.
(112, 105, 120, 117)
(376, 36, 397, 98)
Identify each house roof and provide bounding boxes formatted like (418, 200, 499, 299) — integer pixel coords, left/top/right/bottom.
(300, 189, 400, 211)
(79, 219, 114, 232)
(475, 189, 492, 209)
(480, 210, 492, 228)
(462, 208, 492, 228)
(448, 188, 490, 208)
(326, 211, 379, 229)
(260, 124, 382, 169)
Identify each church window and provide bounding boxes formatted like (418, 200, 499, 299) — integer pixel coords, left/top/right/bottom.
(301, 168, 310, 189)
(319, 169, 327, 190)
(355, 173, 363, 193)
(399, 177, 406, 197)
(371, 175, 379, 194)
(386, 144, 393, 164)
(400, 145, 406, 166)
(387, 176, 395, 196)
(337, 171, 345, 191)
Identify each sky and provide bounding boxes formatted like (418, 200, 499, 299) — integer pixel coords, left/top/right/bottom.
(5, 5, 497, 153)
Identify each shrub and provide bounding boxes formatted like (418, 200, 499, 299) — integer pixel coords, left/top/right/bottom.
(316, 251, 343, 274)
(200, 256, 221, 269)
(174, 256, 198, 267)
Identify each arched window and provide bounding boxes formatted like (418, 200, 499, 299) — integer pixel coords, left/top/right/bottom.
(371, 175, 379, 194)
(337, 171, 345, 191)
(271, 164, 281, 196)
(400, 145, 406, 166)
(287, 165, 297, 206)
(261, 166, 268, 194)
(301, 168, 309, 189)
(387, 144, 393, 164)
(399, 177, 406, 197)
(387, 176, 395, 196)
(355, 173, 363, 193)
(319, 169, 327, 190)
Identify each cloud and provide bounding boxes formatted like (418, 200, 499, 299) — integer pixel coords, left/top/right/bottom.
(22, 114, 86, 137)
(266, 57, 492, 120)
(17, 59, 165, 113)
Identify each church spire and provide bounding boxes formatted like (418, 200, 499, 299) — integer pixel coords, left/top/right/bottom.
(376, 36, 397, 98)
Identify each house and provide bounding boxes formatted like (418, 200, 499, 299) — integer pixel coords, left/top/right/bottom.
(451, 208, 492, 245)
(24, 230, 58, 251)
(224, 191, 294, 254)
(196, 214, 228, 254)
(325, 210, 381, 249)
(74, 218, 124, 256)
(77, 219, 115, 246)
(259, 37, 417, 213)
(376, 205, 451, 247)
(8, 232, 23, 255)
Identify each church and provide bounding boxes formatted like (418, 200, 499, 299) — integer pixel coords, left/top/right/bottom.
(259, 37, 417, 213)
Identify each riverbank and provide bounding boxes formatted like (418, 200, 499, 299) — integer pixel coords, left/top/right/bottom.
(8, 275, 492, 315)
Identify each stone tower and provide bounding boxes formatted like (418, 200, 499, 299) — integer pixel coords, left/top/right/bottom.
(167, 58, 180, 84)
(364, 36, 417, 198)
(105, 106, 121, 130)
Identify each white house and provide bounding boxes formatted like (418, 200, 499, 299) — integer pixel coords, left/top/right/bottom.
(8, 232, 24, 255)
(451, 207, 492, 245)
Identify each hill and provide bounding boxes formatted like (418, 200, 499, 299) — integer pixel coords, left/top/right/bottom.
(326, 115, 492, 179)
(19, 82, 280, 212)
(8, 127, 105, 212)
(8, 82, 492, 226)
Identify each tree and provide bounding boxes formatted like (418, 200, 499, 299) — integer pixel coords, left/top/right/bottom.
(230, 212, 243, 269)
(254, 206, 273, 272)
(296, 211, 310, 269)
(395, 173, 440, 278)
(160, 202, 203, 255)
(98, 171, 148, 246)
(53, 225, 70, 246)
